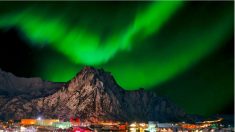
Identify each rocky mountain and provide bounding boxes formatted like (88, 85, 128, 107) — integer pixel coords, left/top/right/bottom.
(0, 69, 64, 98)
(0, 67, 186, 122)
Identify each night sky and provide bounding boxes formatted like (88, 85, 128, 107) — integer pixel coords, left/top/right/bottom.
(0, 2, 233, 117)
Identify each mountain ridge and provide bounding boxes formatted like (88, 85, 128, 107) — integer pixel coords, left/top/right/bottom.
(0, 68, 64, 98)
(0, 66, 187, 122)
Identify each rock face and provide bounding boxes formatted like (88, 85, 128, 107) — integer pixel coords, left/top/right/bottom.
(0, 67, 186, 122)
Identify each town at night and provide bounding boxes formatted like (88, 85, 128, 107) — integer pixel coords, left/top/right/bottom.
(0, 116, 233, 131)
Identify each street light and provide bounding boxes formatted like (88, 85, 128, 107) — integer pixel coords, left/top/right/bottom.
(37, 117, 42, 120)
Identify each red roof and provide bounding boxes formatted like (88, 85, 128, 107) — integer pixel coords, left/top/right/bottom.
(73, 127, 93, 132)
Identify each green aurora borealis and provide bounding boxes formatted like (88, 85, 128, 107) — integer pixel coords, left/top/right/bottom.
(0, 1, 233, 116)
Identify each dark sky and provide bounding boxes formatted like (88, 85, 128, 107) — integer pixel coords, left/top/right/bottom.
(0, 1, 233, 117)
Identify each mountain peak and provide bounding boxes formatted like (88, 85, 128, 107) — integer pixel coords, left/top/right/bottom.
(77, 66, 105, 78)
(79, 66, 97, 73)
(67, 66, 117, 92)
(81, 66, 99, 72)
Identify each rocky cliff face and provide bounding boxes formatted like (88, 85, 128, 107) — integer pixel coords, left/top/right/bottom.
(0, 67, 186, 122)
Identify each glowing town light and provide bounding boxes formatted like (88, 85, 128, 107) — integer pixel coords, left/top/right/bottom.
(139, 123, 146, 127)
(130, 127, 137, 132)
(37, 117, 42, 120)
(147, 121, 157, 132)
(130, 123, 137, 127)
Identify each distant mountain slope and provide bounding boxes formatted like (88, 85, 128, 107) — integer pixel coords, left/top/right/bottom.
(0, 68, 64, 98)
(0, 67, 187, 122)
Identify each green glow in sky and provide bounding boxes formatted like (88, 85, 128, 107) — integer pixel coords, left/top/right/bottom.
(0, 1, 232, 89)
(106, 11, 233, 89)
(0, 2, 182, 65)
(0, 2, 233, 116)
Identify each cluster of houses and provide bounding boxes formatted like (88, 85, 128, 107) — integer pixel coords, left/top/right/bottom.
(0, 117, 233, 132)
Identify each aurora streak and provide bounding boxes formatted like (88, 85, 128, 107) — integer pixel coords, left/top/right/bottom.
(0, 2, 182, 65)
(0, 1, 233, 116)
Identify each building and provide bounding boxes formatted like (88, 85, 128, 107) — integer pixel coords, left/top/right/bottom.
(157, 123, 173, 128)
(157, 123, 174, 131)
(20, 119, 37, 125)
(118, 123, 128, 131)
(73, 126, 93, 132)
(146, 121, 157, 132)
(52, 121, 72, 129)
(36, 119, 59, 126)
(129, 122, 138, 132)
(70, 118, 80, 126)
